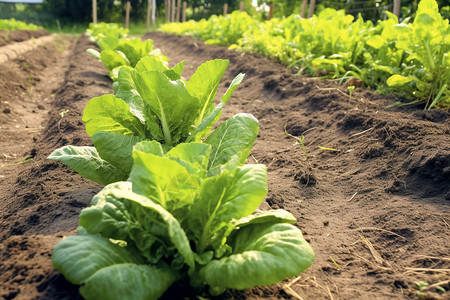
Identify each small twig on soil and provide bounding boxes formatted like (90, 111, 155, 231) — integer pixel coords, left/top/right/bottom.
(360, 235, 392, 268)
(287, 276, 304, 287)
(422, 279, 450, 291)
(282, 284, 305, 300)
(441, 218, 450, 229)
(345, 227, 407, 240)
(412, 255, 450, 262)
(20, 117, 28, 127)
(309, 277, 335, 300)
(251, 155, 258, 163)
(353, 253, 392, 271)
(348, 192, 358, 201)
(405, 267, 450, 273)
(275, 148, 291, 154)
(350, 127, 374, 137)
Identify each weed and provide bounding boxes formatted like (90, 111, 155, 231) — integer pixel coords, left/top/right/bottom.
(347, 85, 355, 101)
(284, 125, 308, 160)
(415, 281, 428, 298)
(60, 109, 69, 118)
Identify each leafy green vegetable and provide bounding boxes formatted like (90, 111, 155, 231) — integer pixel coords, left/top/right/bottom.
(53, 141, 315, 299)
(161, 0, 450, 109)
(49, 58, 252, 185)
(0, 18, 42, 31)
(85, 22, 128, 42)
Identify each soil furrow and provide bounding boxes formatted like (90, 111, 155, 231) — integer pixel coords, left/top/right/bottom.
(0, 35, 111, 299)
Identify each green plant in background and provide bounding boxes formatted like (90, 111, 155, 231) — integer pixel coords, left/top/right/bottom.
(161, 0, 450, 110)
(88, 36, 167, 81)
(386, 0, 450, 109)
(0, 18, 42, 31)
(85, 22, 128, 42)
(52, 140, 315, 300)
(161, 11, 257, 46)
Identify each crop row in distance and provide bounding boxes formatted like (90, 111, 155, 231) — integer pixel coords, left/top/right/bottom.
(162, 0, 450, 110)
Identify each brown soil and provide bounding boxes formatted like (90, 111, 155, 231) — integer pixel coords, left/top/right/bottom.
(0, 32, 449, 300)
(0, 30, 48, 47)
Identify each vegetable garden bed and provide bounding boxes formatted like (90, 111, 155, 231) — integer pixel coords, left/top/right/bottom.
(0, 32, 449, 299)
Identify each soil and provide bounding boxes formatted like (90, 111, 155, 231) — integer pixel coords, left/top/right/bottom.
(0, 30, 48, 47)
(0, 32, 449, 300)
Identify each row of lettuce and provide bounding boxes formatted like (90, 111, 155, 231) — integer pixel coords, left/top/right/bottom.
(47, 22, 315, 300)
(161, 0, 450, 110)
(0, 18, 42, 31)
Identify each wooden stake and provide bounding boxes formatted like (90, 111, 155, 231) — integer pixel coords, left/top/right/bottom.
(146, 0, 151, 32)
(172, 0, 176, 22)
(300, 0, 307, 18)
(393, 0, 401, 18)
(223, 3, 228, 16)
(182, 1, 187, 22)
(125, 1, 131, 29)
(240, 1, 244, 12)
(92, 0, 97, 24)
(166, 0, 171, 22)
(152, 0, 156, 25)
(176, 0, 181, 22)
(268, 3, 274, 20)
(308, 0, 316, 18)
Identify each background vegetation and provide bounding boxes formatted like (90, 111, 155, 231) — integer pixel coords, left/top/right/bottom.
(0, 0, 448, 33)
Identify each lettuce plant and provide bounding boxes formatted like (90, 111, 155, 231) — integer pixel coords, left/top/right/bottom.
(52, 140, 315, 300)
(49, 58, 254, 185)
(386, 0, 450, 109)
(87, 36, 168, 81)
(85, 22, 129, 43)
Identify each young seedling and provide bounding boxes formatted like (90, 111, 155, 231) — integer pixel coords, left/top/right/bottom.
(347, 85, 355, 101)
(284, 125, 308, 160)
(284, 125, 315, 186)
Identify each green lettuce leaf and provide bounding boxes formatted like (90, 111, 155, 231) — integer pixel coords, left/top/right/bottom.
(233, 209, 297, 228)
(187, 59, 229, 127)
(205, 113, 259, 176)
(92, 132, 143, 175)
(47, 145, 126, 185)
(82, 94, 145, 137)
(52, 234, 144, 285)
(80, 184, 195, 268)
(199, 223, 315, 290)
(188, 164, 267, 253)
(129, 149, 201, 217)
(121, 69, 201, 146)
(100, 49, 130, 71)
(80, 264, 175, 300)
(186, 73, 245, 143)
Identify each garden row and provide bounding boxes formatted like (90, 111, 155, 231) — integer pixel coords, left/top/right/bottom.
(161, 0, 450, 110)
(48, 23, 315, 299)
(0, 18, 42, 31)
(0, 18, 47, 47)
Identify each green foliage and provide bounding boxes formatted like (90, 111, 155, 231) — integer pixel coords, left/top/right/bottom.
(162, 11, 257, 46)
(162, 0, 450, 109)
(385, 0, 450, 109)
(86, 22, 129, 42)
(0, 18, 41, 31)
(86, 23, 169, 81)
(52, 141, 315, 299)
(48, 57, 253, 185)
